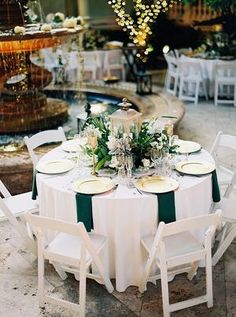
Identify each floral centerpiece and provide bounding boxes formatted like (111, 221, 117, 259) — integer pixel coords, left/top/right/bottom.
(80, 115, 178, 172)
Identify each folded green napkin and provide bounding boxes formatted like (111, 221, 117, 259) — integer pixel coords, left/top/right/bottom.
(212, 170, 221, 202)
(75, 193, 94, 232)
(32, 170, 38, 200)
(155, 191, 176, 224)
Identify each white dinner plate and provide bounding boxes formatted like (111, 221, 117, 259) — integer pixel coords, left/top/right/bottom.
(36, 159, 75, 174)
(61, 139, 81, 152)
(71, 177, 116, 194)
(135, 176, 179, 194)
(175, 160, 215, 176)
(175, 140, 201, 154)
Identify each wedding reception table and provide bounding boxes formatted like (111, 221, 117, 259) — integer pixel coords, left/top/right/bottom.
(35, 144, 218, 292)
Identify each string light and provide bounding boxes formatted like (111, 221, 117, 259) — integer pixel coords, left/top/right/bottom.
(108, 0, 178, 60)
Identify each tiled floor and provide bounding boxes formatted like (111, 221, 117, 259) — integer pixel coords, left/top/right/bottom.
(1, 85, 236, 316)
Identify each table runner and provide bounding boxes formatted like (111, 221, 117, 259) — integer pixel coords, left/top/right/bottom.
(75, 193, 94, 231)
(32, 170, 38, 200)
(212, 170, 221, 202)
(155, 191, 176, 223)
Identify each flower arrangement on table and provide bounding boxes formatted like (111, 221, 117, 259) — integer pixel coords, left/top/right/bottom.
(80, 115, 178, 173)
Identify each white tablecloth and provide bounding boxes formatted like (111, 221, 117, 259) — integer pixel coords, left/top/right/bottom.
(37, 146, 214, 291)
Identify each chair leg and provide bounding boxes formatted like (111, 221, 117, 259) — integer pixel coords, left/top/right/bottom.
(79, 247, 87, 317)
(160, 259, 170, 317)
(205, 249, 213, 308)
(194, 82, 199, 105)
(214, 82, 218, 106)
(187, 261, 199, 280)
(38, 250, 45, 307)
(213, 223, 236, 266)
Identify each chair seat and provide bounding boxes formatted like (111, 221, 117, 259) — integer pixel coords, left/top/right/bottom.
(45, 232, 106, 263)
(0, 192, 38, 219)
(142, 231, 203, 260)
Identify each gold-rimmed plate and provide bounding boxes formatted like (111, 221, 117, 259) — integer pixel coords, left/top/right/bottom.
(135, 176, 179, 194)
(36, 159, 75, 174)
(175, 160, 215, 176)
(71, 177, 116, 194)
(175, 140, 201, 154)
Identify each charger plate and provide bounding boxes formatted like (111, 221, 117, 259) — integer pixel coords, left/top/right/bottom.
(72, 177, 116, 194)
(175, 160, 215, 176)
(36, 159, 75, 174)
(175, 140, 201, 154)
(135, 176, 179, 194)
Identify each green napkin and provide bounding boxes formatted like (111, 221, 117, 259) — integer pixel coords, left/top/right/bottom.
(155, 191, 176, 223)
(32, 170, 38, 200)
(75, 193, 94, 232)
(212, 170, 221, 202)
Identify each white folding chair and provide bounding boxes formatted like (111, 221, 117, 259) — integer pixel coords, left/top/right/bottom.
(178, 60, 208, 105)
(210, 131, 236, 187)
(24, 127, 66, 168)
(78, 51, 101, 81)
(103, 49, 126, 81)
(213, 170, 236, 265)
(0, 180, 38, 254)
(139, 212, 221, 317)
(24, 212, 114, 316)
(214, 62, 236, 107)
(164, 54, 179, 96)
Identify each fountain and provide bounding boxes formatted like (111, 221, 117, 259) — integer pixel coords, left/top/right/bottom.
(0, 0, 83, 133)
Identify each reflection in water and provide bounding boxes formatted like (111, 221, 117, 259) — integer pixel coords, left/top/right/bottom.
(0, 90, 124, 150)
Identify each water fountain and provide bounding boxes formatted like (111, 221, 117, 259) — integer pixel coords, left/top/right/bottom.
(0, 0, 83, 133)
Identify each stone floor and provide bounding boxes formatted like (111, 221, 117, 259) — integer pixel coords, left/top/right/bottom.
(1, 87, 236, 316)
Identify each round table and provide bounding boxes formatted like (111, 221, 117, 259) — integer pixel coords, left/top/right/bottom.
(36, 146, 215, 292)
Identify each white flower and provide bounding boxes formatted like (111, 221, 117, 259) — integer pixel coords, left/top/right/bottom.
(109, 156, 120, 168)
(54, 12, 65, 22)
(63, 18, 77, 29)
(107, 136, 118, 151)
(142, 158, 150, 168)
(77, 16, 85, 26)
(14, 26, 25, 34)
(81, 125, 101, 139)
(40, 24, 52, 32)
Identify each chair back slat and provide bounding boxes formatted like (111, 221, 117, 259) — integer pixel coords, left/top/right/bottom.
(24, 127, 66, 167)
(162, 212, 221, 237)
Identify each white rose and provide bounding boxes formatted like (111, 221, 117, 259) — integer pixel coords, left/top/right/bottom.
(40, 24, 52, 32)
(63, 18, 77, 29)
(14, 26, 25, 34)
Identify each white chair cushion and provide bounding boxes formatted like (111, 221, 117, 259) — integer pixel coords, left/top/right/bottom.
(142, 231, 203, 259)
(45, 232, 106, 262)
